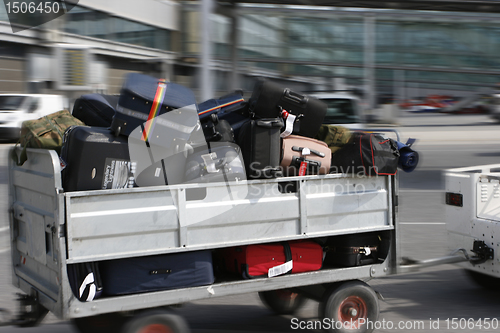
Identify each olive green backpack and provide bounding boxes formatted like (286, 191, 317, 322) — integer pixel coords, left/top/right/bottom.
(11, 109, 85, 166)
(315, 125, 352, 154)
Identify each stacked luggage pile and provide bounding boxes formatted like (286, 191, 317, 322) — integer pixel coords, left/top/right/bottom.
(15, 73, 419, 302)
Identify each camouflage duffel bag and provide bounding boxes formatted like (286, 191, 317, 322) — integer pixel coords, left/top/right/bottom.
(12, 109, 84, 166)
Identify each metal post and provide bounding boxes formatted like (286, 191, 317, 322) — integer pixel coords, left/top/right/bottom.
(229, 3, 239, 89)
(201, 0, 213, 100)
(363, 14, 376, 113)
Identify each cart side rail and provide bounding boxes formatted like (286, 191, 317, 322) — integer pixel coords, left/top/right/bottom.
(64, 174, 394, 263)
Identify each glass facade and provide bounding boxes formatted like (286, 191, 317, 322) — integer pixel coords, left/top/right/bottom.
(0, 4, 172, 51)
(182, 7, 500, 93)
(64, 6, 171, 51)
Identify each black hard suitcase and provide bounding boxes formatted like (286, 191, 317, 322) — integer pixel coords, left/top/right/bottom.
(249, 79, 327, 138)
(67, 262, 103, 302)
(323, 233, 381, 267)
(72, 94, 118, 127)
(100, 250, 214, 296)
(184, 143, 246, 183)
(238, 118, 283, 179)
(112, 73, 198, 137)
(61, 126, 137, 192)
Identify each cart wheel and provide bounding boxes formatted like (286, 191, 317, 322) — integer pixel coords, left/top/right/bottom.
(72, 313, 126, 333)
(258, 289, 307, 315)
(122, 310, 189, 333)
(466, 270, 500, 290)
(319, 281, 379, 333)
(15, 295, 49, 328)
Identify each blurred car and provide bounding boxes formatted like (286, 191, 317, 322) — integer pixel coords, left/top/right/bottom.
(309, 91, 363, 129)
(0, 94, 66, 140)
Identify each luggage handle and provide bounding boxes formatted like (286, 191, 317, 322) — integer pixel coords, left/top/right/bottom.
(291, 156, 321, 169)
(255, 119, 284, 128)
(291, 145, 325, 158)
(283, 89, 307, 105)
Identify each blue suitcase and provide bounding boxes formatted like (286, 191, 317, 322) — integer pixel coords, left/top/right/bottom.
(198, 90, 245, 119)
(100, 251, 214, 295)
(67, 262, 103, 302)
(72, 93, 118, 127)
(198, 90, 249, 139)
(112, 73, 198, 137)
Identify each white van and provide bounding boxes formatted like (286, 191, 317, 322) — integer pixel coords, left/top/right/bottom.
(0, 94, 66, 140)
(309, 91, 363, 129)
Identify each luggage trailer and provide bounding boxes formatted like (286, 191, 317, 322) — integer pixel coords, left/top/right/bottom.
(5, 147, 403, 333)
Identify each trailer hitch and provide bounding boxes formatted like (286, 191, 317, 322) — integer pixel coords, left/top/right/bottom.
(470, 240, 494, 265)
(399, 242, 495, 274)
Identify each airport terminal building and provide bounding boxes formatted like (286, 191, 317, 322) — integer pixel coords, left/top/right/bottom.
(1, 0, 500, 105)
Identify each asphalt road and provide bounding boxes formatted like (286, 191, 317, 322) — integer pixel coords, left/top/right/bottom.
(1, 113, 500, 332)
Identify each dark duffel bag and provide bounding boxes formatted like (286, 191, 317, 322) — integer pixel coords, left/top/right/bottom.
(323, 233, 382, 267)
(112, 73, 198, 137)
(72, 94, 118, 127)
(248, 79, 327, 138)
(220, 240, 323, 279)
(330, 132, 399, 176)
(238, 118, 283, 179)
(67, 262, 103, 302)
(100, 251, 214, 296)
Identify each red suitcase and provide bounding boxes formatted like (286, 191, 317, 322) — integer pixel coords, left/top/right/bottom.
(222, 241, 323, 279)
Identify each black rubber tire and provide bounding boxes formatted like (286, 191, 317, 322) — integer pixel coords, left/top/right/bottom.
(258, 289, 307, 315)
(319, 281, 379, 333)
(72, 313, 126, 333)
(121, 310, 189, 333)
(466, 270, 500, 290)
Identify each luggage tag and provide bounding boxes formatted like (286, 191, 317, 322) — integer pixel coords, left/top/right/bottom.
(59, 157, 67, 171)
(298, 162, 308, 176)
(279, 107, 302, 138)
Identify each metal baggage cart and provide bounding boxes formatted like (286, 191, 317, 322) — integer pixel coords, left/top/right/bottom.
(4, 146, 401, 333)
